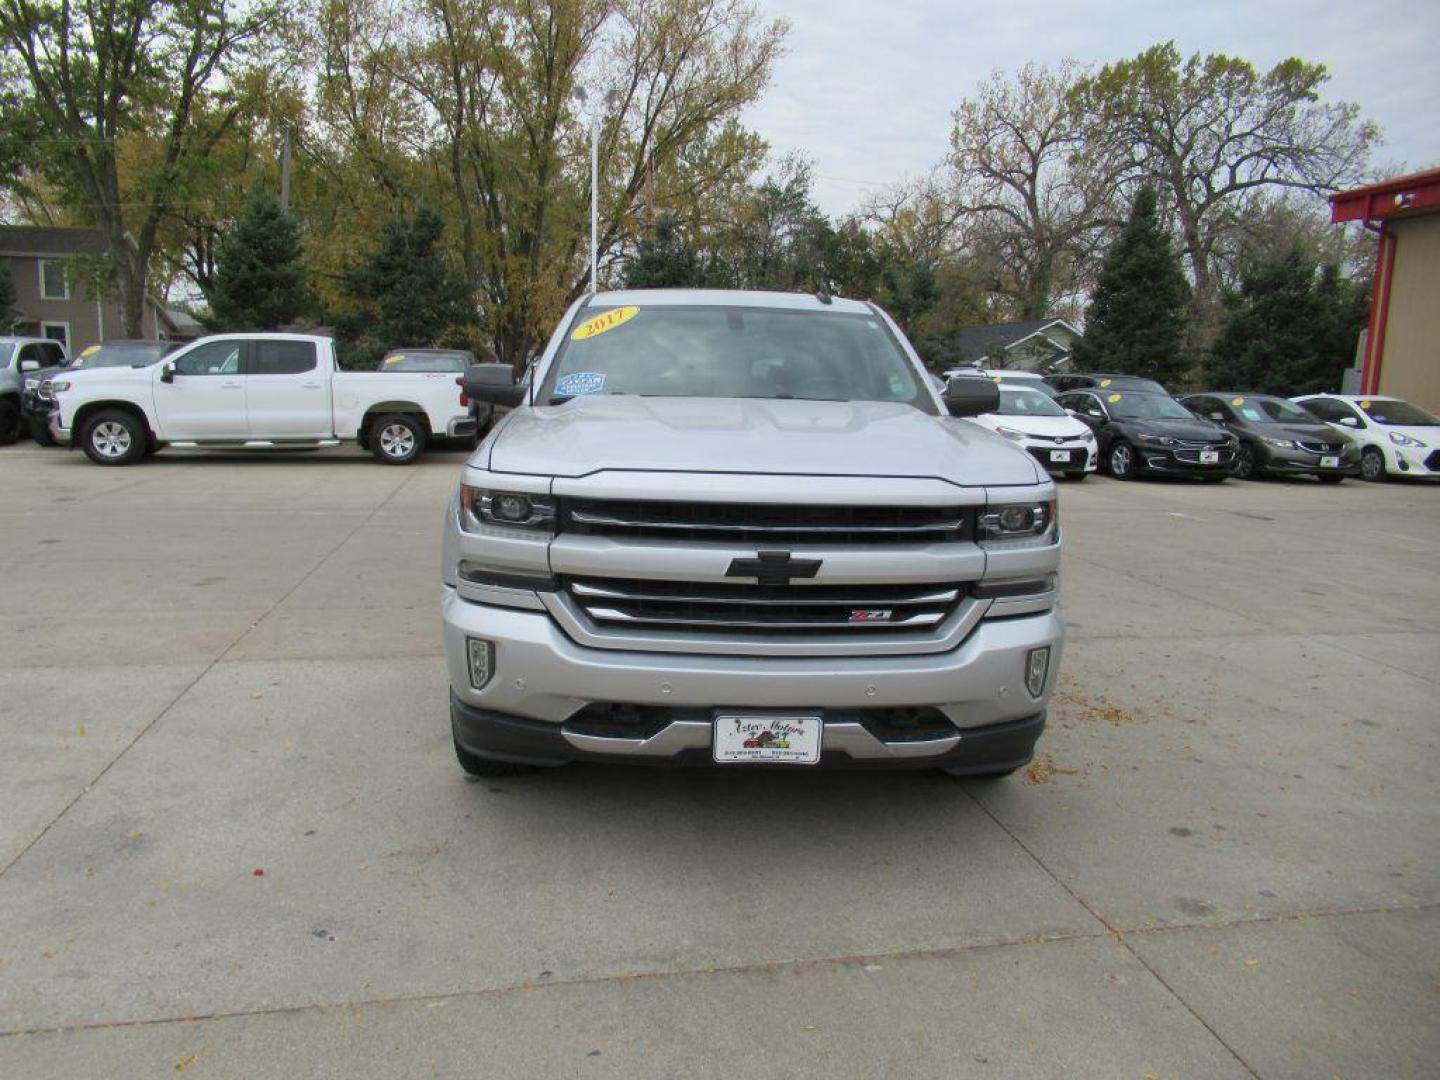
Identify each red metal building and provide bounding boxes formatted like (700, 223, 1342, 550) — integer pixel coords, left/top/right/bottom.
(1330, 168, 1440, 409)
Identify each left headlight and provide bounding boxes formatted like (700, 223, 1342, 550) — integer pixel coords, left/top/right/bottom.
(1389, 431, 1427, 449)
(994, 426, 1029, 442)
(979, 500, 1057, 547)
(49, 380, 71, 393)
(1261, 437, 1297, 449)
(1136, 433, 1177, 446)
(459, 485, 555, 533)
(23, 377, 38, 390)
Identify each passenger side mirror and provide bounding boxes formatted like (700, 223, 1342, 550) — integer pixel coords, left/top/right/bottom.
(943, 376, 1000, 418)
(160, 361, 176, 384)
(1208, 411, 1224, 421)
(19, 359, 39, 373)
(1338, 416, 1360, 428)
(1064, 408, 1077, 416)
(462, 363, 525, 407)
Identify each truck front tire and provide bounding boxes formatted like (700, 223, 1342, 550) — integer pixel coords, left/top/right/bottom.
(80, 409, 148, 466)
(29, 417, 57, 446)
(370, 413, 425, 465)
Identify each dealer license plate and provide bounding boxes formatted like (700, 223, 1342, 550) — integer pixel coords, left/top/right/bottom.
(1320, 455, 1339, 468)
(1049, 449, 1072, 463)
(1199, 449, 1220, 464)
(713, 714, 822, 764)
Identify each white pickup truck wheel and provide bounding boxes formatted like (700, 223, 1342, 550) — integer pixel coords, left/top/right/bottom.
(81, 410, 147, 466)
(371, 413, 424, 465)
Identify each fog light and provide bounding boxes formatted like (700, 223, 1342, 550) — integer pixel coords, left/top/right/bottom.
(466, 638, 494, 690)
(1025, 647, 1050, 698)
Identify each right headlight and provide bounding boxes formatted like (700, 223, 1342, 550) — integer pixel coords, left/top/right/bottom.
(979, 500, 1057, 547)
(459, 485, 555, 533)
(23, 377, 38, 390)
(994, 426, 1029, 442)
(49, 380, 71, 393)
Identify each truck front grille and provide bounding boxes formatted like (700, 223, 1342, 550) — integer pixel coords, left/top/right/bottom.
(561, 499, 973, 545)
(564, 576, 965, 634)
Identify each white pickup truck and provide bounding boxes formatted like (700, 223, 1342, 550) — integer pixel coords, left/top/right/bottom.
(49, 333, 476, 465)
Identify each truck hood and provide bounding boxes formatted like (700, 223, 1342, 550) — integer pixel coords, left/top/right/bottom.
(488, 397, 1042, 486)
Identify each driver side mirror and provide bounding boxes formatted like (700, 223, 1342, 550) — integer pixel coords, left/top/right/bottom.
(1338, 415, 1361, 428)
(462, 363, 525, 407)
(943, 376, 1000, 418)
(19, 359, 39, 373)
(160, 362, 176, 384)
(1064, 407, 1078, 416)
(1208, 411, 1225, 422)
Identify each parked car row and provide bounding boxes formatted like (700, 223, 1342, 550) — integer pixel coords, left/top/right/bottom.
(946, 367, 1440, 484)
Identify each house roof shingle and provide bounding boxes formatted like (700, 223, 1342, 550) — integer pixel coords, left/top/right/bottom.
(953, 318, 1077, 362)
(0, 226, 111, 257)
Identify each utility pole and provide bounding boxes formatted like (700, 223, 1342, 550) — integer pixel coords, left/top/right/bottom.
(280, 128, 292, 212)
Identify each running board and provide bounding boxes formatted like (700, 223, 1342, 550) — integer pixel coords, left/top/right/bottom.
(166, 440, 341, 449)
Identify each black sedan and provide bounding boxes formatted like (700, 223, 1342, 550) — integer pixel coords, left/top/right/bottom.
(1055, 389, 1237, 480)
(22, 340, 173, 445)
(1179, 392, 1359, 482)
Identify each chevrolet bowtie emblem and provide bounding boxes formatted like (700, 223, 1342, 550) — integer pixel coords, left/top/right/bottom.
(725, 550, 823, 586)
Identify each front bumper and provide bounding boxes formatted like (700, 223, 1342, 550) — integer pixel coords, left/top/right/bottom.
(1256, 444, 1360, 476)
(1023, 440, 1096, 473)
(452, 694, 1046, 772)
(48, 411, 71, 444)
(20, 387, 50, 420)
(443, 585, 1063, 767)
(1135, 443, 1236, 474)
(1388, 443, 1440, 478)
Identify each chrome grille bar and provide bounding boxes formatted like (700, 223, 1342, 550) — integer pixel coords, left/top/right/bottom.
(569, 581, 960, 607)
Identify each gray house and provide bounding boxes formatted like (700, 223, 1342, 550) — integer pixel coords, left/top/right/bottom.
(952, 317, 1081, 372)
(0, 226, 176, 353)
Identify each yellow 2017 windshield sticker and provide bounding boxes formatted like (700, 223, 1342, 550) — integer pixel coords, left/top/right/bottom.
(1099, 378, 1113, 387)
(80, 345, 101, 357)
(1107, 392, 1122, 403)
(571, 306, 639, 341)
(1231, 396, 1244, 406)
(384, 354, 405, 365)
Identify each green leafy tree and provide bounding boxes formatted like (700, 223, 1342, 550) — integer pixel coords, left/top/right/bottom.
(337, 208, 473, 367)
(1205, 248, 1367, 395)
(207, 195, 312, 329)
(1072, 186, 1190, 383)
(0, 0, 280, 335)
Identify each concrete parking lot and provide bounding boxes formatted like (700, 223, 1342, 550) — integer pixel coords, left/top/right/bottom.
(0, 442, 1436, 1079)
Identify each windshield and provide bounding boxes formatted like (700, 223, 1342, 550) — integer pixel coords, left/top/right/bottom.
(0, 343, 13, 367)
(998, 376, 1058, 399)
(1107, 392, 1196, 420)
(1235, 397, 1316, 424)
(381, 350, 470, 373)
(1086, 375, 1167, 393)
(542, 304, 931, 410)
(72, 342, 171, 369)
(1359, 398, 1438, 426)
(997, 387, 1066, 417)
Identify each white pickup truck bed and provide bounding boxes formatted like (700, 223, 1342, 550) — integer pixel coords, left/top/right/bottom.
(51, 333, 475, 465)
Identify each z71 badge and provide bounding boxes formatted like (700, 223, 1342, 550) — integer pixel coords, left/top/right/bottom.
(848, 609, 893, 622)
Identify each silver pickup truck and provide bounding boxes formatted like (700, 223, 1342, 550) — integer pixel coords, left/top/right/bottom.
(441, 289, 1063, 777)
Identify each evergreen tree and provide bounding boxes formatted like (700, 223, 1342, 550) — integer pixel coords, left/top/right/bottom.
(0, 260, 17, 330)
(1072, 186, 1190, 383)
(207, 196, 312, 330)
(1205, 248, 1367, 395)
(623, 216, 708, 289)
(338, 208, 472, 366)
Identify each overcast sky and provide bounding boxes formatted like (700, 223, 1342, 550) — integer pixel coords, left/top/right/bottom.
(741, 0, 1440, 217)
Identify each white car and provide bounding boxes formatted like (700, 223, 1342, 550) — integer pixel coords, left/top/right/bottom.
(1291, 394, 1440, 482)
(942, 367, 1058, 398)
(49, 333, 476, 466)
(966, 382, 1097, 479)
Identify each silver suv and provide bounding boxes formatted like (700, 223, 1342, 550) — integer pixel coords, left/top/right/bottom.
(442, 290, 1064, 777)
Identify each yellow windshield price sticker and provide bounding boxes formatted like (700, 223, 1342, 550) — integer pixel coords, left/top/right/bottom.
(571, 306, 639, 341)
(80, 345, 101, 357)
(1231, 396, 1244, 406)
(1359, 399, 1372, 409)
(1099, 378, 1113, 387)
(993, 376, 1003, 383)
(1107, 392, 1122, 403)
(384, 354, 405, 365)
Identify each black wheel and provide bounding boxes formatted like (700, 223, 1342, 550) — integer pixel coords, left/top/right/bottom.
(1317, 473, 1345, 484)
(370, 413, 425, 465)
(29, 415, 57, 446)
(454, 737, 536, 778)
(1235, 443, 1257, 479)
(1360, 446, 1386, 482)
(1064, 471, 1087, 481)
(80, 409, 147, 466)
(1107, 440, 1136, 479)
(0, 399, 19, 445)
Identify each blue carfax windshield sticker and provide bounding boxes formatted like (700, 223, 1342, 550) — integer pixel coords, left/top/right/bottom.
(555, 371, 606, 396)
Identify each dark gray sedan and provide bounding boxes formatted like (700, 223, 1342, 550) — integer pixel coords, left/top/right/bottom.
(1180, 392, 1360, 482)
